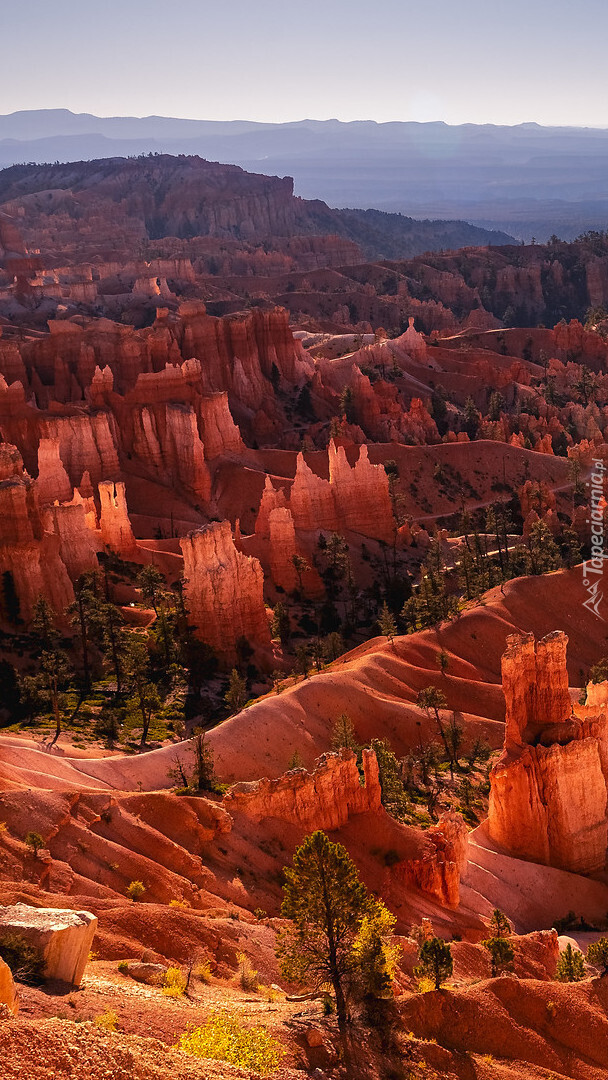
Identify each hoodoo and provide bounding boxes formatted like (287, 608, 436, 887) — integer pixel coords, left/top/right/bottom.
(180, 520, 270, 662)
(489, 632, 608, 874)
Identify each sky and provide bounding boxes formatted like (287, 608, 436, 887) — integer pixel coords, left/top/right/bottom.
(3, 0, 608, 126)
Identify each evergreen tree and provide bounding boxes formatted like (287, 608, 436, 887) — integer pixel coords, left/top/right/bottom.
(378, 602, 397, 642)
(331, 714, 360, 755)
(122, 636, 161, 748)
(587, 937, 608, 976)
(436, 650, 450, 676)
(276, 831, 395, 1037)
(414, 936, 453, 989)
(191, 728, 216, 791)
(370, 738, 409, 822)
(137, 564, 165, 613)
(224, 668, 247, 713)
(417, 687, 450, 766)
(271, 601, 290, 646)
(482, 936, 514, 976)
(463, 397, 481, 439)
(555, 943, 585, 982)
(489, 908, 512, 938)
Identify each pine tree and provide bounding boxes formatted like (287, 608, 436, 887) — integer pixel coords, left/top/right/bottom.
(331, 714, 360, 755)
(378, 602, 397, 642)
(555, 943, 585, 982)
(482, 936, 514, 976)
(489, 908, 512, 938)
(276, 831, 395, 1038)
(436, 650, 450, 676)
(271, 601, 290, 646)
(224, 668, 247, 713)
(191, 728, 215, 791)
(414, 936, 453, 989)
(587, 937, 608, 976)
(417, 686, 450, 766)
(122, 636, 161, 748)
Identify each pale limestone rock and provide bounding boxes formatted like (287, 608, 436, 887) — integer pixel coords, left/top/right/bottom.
(0, 905, 97, 987)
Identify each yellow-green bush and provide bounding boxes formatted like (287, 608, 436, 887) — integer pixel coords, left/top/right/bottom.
(94, 1010, 118, 1030)
(162, 966, 187, 997)
(237, 951, 259, 991)
(177, 1010, 284, 1075)
(126, 880, 146, 902)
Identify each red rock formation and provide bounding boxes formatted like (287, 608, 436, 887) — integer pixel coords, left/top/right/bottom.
(198, 392, 244, 459)
(397, 813, 468, 907)
(42, 502, 100, 580)
(519, 480, 557, 520)
(255, 476, 287, 539)
(501, 631, 571, 752)
(328, 441, 395, 543)
(289, 453, 337, 532)
(40, 414, 120, 489)
(36, 438, 73, 506)
(223, 748, 381, 830)
(224, 749, 467, 907)
(180, 520, 270, 662)
(98, 481, 138, 559)
(289, 440, 395, 542)
(489, 632, 608, 874)
(132, 402, 211, 501)
(0, 449, 74, 618)
(268, 506, 299, 593)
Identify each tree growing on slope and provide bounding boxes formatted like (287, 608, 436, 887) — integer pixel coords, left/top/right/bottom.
(276, 830, 397, 1040)
(414, 936, 453, 990)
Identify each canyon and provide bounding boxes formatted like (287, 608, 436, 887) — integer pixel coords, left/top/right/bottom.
(1, 151, 608, 1080)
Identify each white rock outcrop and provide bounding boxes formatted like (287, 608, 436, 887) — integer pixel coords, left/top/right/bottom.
(0, 905, 97, 987)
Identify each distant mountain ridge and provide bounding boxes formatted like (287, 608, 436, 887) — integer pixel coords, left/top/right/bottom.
(0, 154, 514, 260)
(2, 110, 608, 240)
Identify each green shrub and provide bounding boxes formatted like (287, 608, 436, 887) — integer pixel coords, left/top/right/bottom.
(126, 880, 146, 902)
(94, 1010, 118, 1030)
(555, 943, 585, 982)
(587, 937, 608, 975)
(162, 966, 187, 997)
(117, 960, 129, 974)
(24, 831, 45, 857)
(0, 933, 45, 984)
(482, 936, 515, 976)
(413, 936, 453, 989)
(237, 951, 259, 991)
(177, 1010, 284, 1074)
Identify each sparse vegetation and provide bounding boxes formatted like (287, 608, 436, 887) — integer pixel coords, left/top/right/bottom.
(0, 933, 45, 983)
(24, 831, 45, 857)
(126, 880, 146, 902)
(176, 1011, 284, 1075)
(237, 952, 259, 992)
(555, 943, 586, 982)
(162, 966, 188, 997)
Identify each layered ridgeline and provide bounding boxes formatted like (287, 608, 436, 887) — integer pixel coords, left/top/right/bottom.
(3, 111, 608, 239)
(3, 155, 608, 336)
(0, 153, 513, 268)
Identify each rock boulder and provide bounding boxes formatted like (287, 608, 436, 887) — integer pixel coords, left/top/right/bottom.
(0, 905, 97, 987)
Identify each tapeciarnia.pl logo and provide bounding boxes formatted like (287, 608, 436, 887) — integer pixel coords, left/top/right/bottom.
(583, 458, 607, 620)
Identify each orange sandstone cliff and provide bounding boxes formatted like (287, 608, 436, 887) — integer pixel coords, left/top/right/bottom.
(488, 631, 608, 873)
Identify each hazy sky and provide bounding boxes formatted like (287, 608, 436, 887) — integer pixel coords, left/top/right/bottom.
(4, 0, 608, 126)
